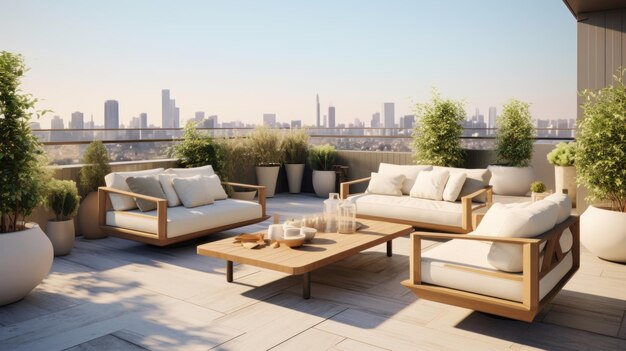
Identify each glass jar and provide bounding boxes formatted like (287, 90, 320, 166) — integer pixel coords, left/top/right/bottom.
(323, 193, 341, 233)
(337, 200, 357, 234)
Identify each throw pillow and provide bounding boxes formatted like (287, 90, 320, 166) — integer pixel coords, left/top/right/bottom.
(172, 175, 214, 208)
(442, 172, 467, 202)
(433, 166, 491, 202)
(410, 169, 450, 201)
(366, 172, 405, 196)
(104, 168, 165, 210)
(378, 163, 432, 195)
(159, 174, 182, 207)
(125, 176, 167, 212)
(204, 174, 228, 200)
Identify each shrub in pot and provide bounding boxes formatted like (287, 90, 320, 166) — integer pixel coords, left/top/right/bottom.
(489, 99, 535, 196)
(412, 89, 465, 167)
(45, 180, 80, 256)
(77, 140, 111, 239)
(547, 142, 577, 206)
(0, 51, 54, 306)
(530, 181, 549, 202)
(249, 127, 283, 197)
(281, 129, 309, 193)
(171, 121, 223, 172)
(219, 137, 257, 200)
(577, 70, 626, 262)
(309, 144, 338, 198)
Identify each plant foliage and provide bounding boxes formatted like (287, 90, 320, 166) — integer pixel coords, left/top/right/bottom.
(0, 52, 51, 233)
(281, 129, 309, 164)
(412, 90, 465, 167)
(495, 99, 534, 167)
(46, 179, 80, 221)
(79, 140, 111, 195)
(547, 142, 576, 167)
(577, 69, 626, 212)
(171, 121, 223, 172)
(219, 137, 253, 182)
(308, 144, 338, 171)
(530, 181, 546, 193)
(248, 126, 283, 166)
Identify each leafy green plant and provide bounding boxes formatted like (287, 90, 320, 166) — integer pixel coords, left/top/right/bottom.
(530, 181, 546, 193)
(219, 137, 253, 181)
(308, 144, 338, 171)
(79, 140, 111, 195)
(170, 121, 223, 172)
(45, 180, 80, 221)
(412, 89, 465, 167)
(281, 129, 309, 164)
(0, 52, 51, 233)
(495, 99, 534, 167)
(577, 69, 626, 212)
(547, 142, 576, 167)
(248, 126, 283, 166)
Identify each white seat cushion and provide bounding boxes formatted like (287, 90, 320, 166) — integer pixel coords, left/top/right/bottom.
(106, 199, 262, 238)
(105, 168, 165, 211)
(378, 163, 432, 195)
(421, 239, 574, 302)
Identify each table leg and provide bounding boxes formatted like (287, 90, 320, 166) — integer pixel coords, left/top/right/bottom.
(387, 240, 392, 257)
(226, 260, 233, 282)
(303, 272, 311, 299)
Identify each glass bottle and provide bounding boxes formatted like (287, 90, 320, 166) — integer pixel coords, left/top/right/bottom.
(323, 193, 341, 233)
(338, 200, 357, 234)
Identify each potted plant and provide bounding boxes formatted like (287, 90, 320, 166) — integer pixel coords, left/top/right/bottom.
(578, 70, 626, 262)
(171, 121, 222, 172)
(488, 99, 535, 196)
(45, 180, 80, 256)
(309, 144, 338, 198)
(413, 89, 465, 166)
(77, 140, 111, 239)
(249, 126, 282, 198)
(0, 51, 54, 306)
(281, 129, 309, 193)
(219, 137, 257, 200)
(547, 142, 577, 206)
(530, 181, 549, 202)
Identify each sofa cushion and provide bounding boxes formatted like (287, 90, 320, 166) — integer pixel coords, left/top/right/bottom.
(378, 163, 432, 195)
(410, 169, 450, 201)
(159, 174, 182, 207)
(433, 166, 491, 203)
(543, 193, 572, 224)
(125, 175, 167, 212)
(442, 172, 467, 202)
(105, 168, 165, 211)
(164, 165, 215, 177)
(366, 172, 405, 196)
(173, 175, 214, 208)
(105, 198, 262, 238)
(205, 174, 228, 200)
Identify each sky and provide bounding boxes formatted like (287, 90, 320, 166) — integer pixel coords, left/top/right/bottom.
(0, 0, 577, 128)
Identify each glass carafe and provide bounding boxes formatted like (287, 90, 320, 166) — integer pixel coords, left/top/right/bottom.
(337, 200, 357, 234)
(323, 193, 341, 232)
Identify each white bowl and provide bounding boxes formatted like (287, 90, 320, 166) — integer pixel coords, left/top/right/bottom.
(300, 227, 317, 241)
(278, 233, 306, 248)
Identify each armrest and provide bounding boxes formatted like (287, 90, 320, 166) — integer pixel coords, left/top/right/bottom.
(412, 231, 542, 244)
(460, 185, 493, 231)
(340, 177, 371, 199)
(221, 181, 267, 217)
(98, 186, 168, 203)
(222, 181, 266, 190)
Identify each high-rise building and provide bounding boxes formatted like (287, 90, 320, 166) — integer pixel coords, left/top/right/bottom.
(291, 120, 302, 129)
(328, 106, 336, 129)
(371, 112, 380, 128)
(488, 106, 497, 130)
(316, 94, 320, 128)
(383, 103, 395, 128)
(161, 89, 171, 128)
(323, 114, 327, 128)
(195, 111, 205, 123)
(402, 114, 415, 129)
(70, 111, 84, 129)
(263, 113, 276, 127)
(104, 100, 119, 129)
(85, 115, 95, 129)
(208, 115, 218, 128)
(139, 113, 148, 128)
(51, 115, 64, 129)
(172, 105, 180, 128)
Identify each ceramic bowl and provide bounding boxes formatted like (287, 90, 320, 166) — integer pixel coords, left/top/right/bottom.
(300, 227, 317, 241)
(278, 233, 306, 248)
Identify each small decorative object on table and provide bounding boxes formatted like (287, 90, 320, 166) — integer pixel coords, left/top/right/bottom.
(323, 193, 341, 232)
(530, 181, 550, 202)
(338, 199, 357, 234)
(233, 233, 266, 249)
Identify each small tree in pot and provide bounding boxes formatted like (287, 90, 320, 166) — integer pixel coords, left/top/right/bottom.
(219, 137, 256, 200)
(171, 121, 223, 172)
(547, 142, 577, 205)
(77, 140, 111, 239)
(309, 144, 338, 198)
(249, 127, 283, 197)
(45, 180, 80, 256)
(281, 129, 309, 193)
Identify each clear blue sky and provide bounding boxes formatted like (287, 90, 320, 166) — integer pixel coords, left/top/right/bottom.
(0, 0, 576, 128)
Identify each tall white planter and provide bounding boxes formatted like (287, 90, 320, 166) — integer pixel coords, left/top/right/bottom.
(488, 165, 534, 196)
(285, 163, 305, 194)
(581, 205, 626, 262)
(45, 219, 75, 256)
(255, 165, 280, 198)
(0, 224, 53, 306)
(312, 170, 336, 198)
(555, 166, 577, 207)
(78, 192, 107, 239)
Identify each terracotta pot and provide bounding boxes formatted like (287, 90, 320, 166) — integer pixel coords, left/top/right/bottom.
(255, 166, 280, 198)
(312, 170, 336, 198)
(488, 165, 534, 196)
(555, 166, 577, 207)
(45, 219, 75, 256)
(77, 192, 107, 239)
(285, 163, 305, 194)
(581, 205, 626, 262)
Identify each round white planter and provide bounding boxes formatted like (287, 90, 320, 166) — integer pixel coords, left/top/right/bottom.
(555, 166, 577, 206)
(45, 219, 75, 256)
(312, 170, 336, 198)
(231, 190, 257, 201)
(581, 205, 626, 262)
(488, 165, 534, 196)
(285, 163, 305, 194)
(0, 224, 53, 306)
(255, 166, 280, 198)
(77, 192, 107, 239)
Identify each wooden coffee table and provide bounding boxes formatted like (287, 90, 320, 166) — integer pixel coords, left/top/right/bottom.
(196, 219, 414, 299)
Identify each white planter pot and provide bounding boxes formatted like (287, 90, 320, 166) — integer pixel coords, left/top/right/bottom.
(231, 190, 257, 201)
(488, 165, 534, 196)
(581, 205, 626, 262)
(285, 163, 305, 194)
(312, 170, 336, 198)
(77, 192, 107, 239)
(45, 219, 75, 256)
(255, 166, 280, 198)
(0, 224, 53, 306)
(531, 192, 550, 202)
(555, 166, 577, 207)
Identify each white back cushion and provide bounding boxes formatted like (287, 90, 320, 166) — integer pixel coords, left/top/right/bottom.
(378, 163, 432, 195)
(172, 175, 214, 208)
(164, 165, 215, 177)
(433, 166, 491, 202)
(204, 174, 228, 200)
(442, 172, 467, 202)
(543, 193, 572, 223)
(410, 169, 450, 201)
(105, 168, 165, 210)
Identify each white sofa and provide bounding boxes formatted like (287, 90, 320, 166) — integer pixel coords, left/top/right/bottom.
(340, 164, 493, 233)
(98, 166, 269, 246)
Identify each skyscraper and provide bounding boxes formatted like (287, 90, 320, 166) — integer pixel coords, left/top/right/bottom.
(316, 94, 320, 128)
(208, 115, 218, 128)
(70, 111, 84, 129)
(263, 113, 276, 127)
(328, 106, 336, 129)
(402, 114, 415, 129)
(383, 103, 395, 128)
(195, 111, 205, 123)
(51, 115, 64, 129)
(488, 106, 497, 130)
(104, 100, 119, 129)
(172, 105, 180, 128)
(371, 112, 380, 128)
(139, 113, 148, 128)
(161, 89, 172, 128)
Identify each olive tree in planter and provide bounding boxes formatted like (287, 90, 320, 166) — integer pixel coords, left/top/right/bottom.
(309, 144, 338, 198)
(219, 137, 257, 200)
(488, 99, 535, 196)
(547, 142, 577, 206)
(0, 51, 54, 306)
(577, 70, 626, 262)
(249, 127, 282, 197)
(412, 90, 465, 167)
(77, 140, 110, 239)
(45, 180, 80, 256)
(281, 129, 309, 193)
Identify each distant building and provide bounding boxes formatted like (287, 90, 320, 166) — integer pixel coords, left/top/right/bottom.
(383, 103, 395, 128)
(195, 111, 205, 123)
(291, 120, 302, 129)
(161, 89, 179, 129)
(104, 100, 119, 129)
(323, 114, 327, 128)
(488, 106, 497, 130)
(85, 115, 95, 129)
(401, 114, 415, 129)
(371, 112, 381, 128)
(172, 105, 180, 128)
(328, 106, 336, 129)
(316, 94, 320, 128)
(263, 113, 276, 127)
(29, 121, 41, 130)
(70, 111, 84, 129)
(208, 115, 218, 128)
(51, 115, 64, 129)
(139, 113, 148, 128)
